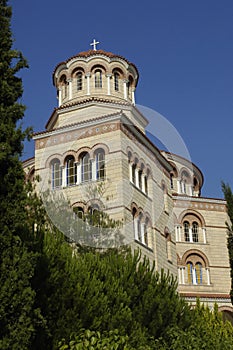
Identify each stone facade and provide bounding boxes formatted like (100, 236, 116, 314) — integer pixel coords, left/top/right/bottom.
(23, 48, 233, 319)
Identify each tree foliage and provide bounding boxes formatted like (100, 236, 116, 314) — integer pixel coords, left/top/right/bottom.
(31, 229, 191, 349)
(222, 182, 233, 303)
(0, 2, 43, 348)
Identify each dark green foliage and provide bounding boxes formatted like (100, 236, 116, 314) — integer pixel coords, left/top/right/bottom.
(222, 182, 233, 304)
(58, 329, 133, 350)
(33, 228, 191, 349)
(155, 301, 233, 350)
(0, 1, 44, 348)
(0, 1, 31, 234)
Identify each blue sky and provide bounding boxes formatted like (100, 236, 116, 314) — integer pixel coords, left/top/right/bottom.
(10, 0, 233, 199)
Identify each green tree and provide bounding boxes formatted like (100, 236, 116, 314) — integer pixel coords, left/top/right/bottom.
(157, 300, 233, 350)
(33, 226, 191, 349)
(222, 182, 233, 303)
(0, 2, 44, 348)
(58, 329, 133, 350)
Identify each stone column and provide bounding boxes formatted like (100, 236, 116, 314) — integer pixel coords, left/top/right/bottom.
(123, 79, 128, 100)
(189, 227, 193, 242)
(91, 158, 96, 181)
(202, 227, 207, 244)
(142, 174, 146, 193)
(76, 162, 81, 185)
(134, 217, 139, 240)
(58, 88, 62, 107)
(141, 223, 145, 245)
(62, 166, 66, 188)
(177, 179, 181, 194)
(206, 268, 210, 285)
(135, 168, 139, 188)
(106, 74, 112, 95)
(132, 88, 136, 105)
(68, 78, 72, 100)
(86, 73, 91, 95)
(129, 162, 133, 183)
(181, 267, 185, 284)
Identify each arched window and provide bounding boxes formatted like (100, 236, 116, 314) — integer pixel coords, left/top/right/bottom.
(181, 179, 186, 194)
(144, 218, 149, 246)
(144, 176, 148, 195)
(51, 159, 62, 189)
(195, 262, 202, 284)
(95, 70, 102, 88)
(192, 222, 199, 242)
(180, 170, 191, 194)
(74, 206, 84, 220)
(187, 262, 193, 284)
(132, 164, 136, 184)
(66, 156, 76, 186)
(77, 72, 82, 91)
(165, 230, 172, 262)
(137, 213, 143, 242)
(187, 261, 202, 285)
(60, 75, 68, 99)
(138, 170, 142, 190)
(170, 174, 174, 189)
(87, 205, 101, 227)
(127, 76, 133, 97)
(184, 221, 190, 241)
(96, 150, 105, 180)
(81, 153, 92, 182)
(114, 72, 119, 91)
(132, 207, 138, 240)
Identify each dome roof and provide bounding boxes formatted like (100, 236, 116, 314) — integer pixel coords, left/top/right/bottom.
(52, 49, 139, 83)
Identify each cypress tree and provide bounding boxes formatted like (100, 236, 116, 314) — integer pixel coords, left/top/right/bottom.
(0, 1, 42, 348)
(222, 182, 233, 303)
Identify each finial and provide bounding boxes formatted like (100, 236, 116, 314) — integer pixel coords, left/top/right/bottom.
(90, 39, 100, 51)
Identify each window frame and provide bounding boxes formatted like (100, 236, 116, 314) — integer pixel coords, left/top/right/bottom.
(81, 153, 92, 183)
(51, 159, 62, 189)
(95, 69, 102, 88)
(76, 72, 83, 91)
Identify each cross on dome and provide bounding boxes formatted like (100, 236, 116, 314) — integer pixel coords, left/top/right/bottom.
(90, 39, 100, 51)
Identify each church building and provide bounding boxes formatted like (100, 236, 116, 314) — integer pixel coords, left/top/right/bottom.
(23, 41, 233, 320)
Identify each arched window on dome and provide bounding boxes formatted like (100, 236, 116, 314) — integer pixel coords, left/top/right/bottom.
(170, 174, 174, 189)
(81, 153, 92, 182)
(96, 150, 105, 181)
(127, 76, 134, 98)
(51, 159, 62, 189)
(76, 72, 83, 91)
(60, 75, 68, 100)
(180, 170, 191, 195)
(65, 156, 76, 186)
(95, 70, 102, 88)
(114, 72, 119, 91)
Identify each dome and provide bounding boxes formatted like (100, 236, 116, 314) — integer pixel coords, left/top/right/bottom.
(52, 49, 139, 107)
